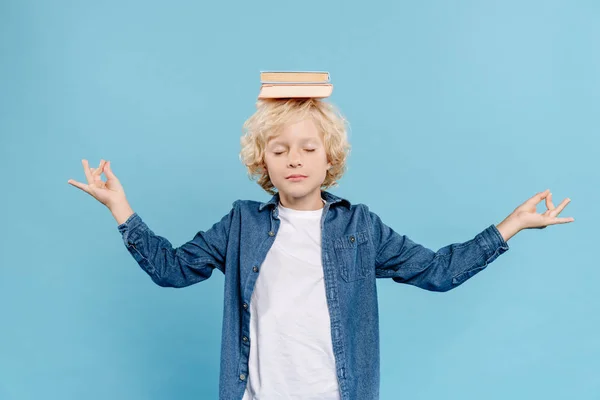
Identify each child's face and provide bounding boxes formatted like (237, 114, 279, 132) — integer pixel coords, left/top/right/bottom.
(263, 117, 332, 208)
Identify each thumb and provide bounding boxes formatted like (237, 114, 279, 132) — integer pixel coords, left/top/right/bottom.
(104, 161, 118, 180)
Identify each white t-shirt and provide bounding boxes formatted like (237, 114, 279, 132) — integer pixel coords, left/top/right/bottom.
(242, 199, 341, 400)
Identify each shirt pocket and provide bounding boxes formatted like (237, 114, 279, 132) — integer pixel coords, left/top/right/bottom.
(333, 230, 371, 282)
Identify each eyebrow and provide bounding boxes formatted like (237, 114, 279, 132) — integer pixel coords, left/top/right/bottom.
(269, 138, 318, 147)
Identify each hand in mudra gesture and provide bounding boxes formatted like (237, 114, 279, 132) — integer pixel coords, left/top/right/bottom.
(68, 159, 127, 208)
(512, 189, 574, 230)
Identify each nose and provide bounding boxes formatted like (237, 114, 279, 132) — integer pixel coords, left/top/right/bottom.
(287, 148, 302, 166)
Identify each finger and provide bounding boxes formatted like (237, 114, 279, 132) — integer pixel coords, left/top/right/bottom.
(94, 160, 106, 177)
(526, 189, 550, 205)
(549, 216, 575, 224)
(82, 159, 94, 184)
(89, 168, 102, 182)
(545, 192, 555, 210)
(93, 169, 105, 185)
(549, 198, 572, 217)
(104, 161, 117, 180)
(67, 179, 89, 193)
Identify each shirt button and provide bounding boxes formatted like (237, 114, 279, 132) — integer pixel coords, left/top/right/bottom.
(242, 336, 248, 342)
(252, 266, 258, 273)
(240, 373, 246, 381)
(349, 236, 355, 243)
(243, 303, 248, 310)
(268, 231, 274, 236)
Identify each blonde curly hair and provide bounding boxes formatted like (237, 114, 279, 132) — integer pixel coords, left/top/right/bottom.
(239, 98, 351, 195)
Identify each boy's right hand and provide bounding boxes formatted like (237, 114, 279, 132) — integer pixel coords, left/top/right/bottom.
(68, 159, 128, 209)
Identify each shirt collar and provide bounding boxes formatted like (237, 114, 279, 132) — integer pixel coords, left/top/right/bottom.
(258, 190, 351, 211)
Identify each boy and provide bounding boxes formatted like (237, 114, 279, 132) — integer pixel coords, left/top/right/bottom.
(68, 98, 574, 399)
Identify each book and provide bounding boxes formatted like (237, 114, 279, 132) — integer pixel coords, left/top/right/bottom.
(257, 83, 333, 99)
(257, 70, 333, 98)
(260, 70, 330, 83)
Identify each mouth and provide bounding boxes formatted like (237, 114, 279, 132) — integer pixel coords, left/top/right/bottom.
(286, 175, 307, 181)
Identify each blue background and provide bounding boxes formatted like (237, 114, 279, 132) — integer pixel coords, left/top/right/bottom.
(1, 0, 597, 398)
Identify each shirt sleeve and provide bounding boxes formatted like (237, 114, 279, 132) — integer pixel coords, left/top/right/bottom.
(366, 206, 509, 292)
(117, 201, 238, 288)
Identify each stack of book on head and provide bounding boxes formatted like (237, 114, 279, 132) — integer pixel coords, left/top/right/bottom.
(257, 71, 333, 99)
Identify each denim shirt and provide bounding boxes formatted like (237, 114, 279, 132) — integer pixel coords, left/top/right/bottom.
(117, 190, 509, 399)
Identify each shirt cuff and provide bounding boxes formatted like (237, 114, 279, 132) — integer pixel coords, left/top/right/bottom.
(479, 223, 510, 259)
(117, 212, 148, 247)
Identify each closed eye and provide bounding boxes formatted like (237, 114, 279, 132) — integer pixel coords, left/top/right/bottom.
(274, 149, 316, 155)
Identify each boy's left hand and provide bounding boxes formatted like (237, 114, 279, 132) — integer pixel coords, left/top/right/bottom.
(510, 189, 574, 230)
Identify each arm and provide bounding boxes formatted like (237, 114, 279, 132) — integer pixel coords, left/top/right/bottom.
(117, 201, 238, 288)
(367, 208, 509, 292)
(367, 189, 574, 292)
(68, 159, 237, 288)
(110, 201, 135, 225)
